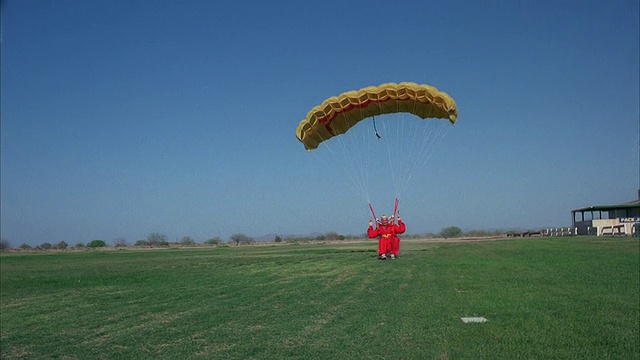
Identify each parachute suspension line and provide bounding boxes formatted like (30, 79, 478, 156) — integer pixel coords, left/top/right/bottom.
(376, 100, 453, 199)
(394, 106, 424, 197)
(335, 122, 370, 202)
(395, 103, 429, 196)
(356, 100, 374, 202)
(318, 101, 381, 204)
(398, 99, 435, 196)
(384, 94, 404, 198)
(383, 115, 400, 197)
(397, 122, 450, 196)
(308, 117, 370, 204)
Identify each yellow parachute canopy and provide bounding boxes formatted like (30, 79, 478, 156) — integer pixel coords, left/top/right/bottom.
(296, 82, 457, 150)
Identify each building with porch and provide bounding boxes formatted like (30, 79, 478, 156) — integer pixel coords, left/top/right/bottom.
(571, 194, 640, 236)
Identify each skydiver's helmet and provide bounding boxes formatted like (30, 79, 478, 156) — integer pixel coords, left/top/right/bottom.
(380, 215, 389, 226)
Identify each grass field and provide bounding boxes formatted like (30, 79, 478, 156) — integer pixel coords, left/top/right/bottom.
(1, 237, 638, 359)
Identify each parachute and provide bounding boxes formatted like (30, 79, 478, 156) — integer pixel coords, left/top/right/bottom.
(295, 81, 458, 218)
(296, 82, 457, 151)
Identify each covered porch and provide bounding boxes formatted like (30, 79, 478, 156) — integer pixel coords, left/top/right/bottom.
(571, 199, 640, 236)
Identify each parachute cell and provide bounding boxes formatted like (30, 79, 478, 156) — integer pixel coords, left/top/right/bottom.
(296, 82, 457, 150)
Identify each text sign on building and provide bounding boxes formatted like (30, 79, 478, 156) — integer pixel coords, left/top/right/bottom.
(619, 217, 639, 223)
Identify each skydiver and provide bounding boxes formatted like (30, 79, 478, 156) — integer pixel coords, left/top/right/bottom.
(388, 215, 403, 258)
(367, 214, 406, 260)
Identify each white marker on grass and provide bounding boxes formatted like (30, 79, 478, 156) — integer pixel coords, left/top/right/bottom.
(461, 317, 487, 323)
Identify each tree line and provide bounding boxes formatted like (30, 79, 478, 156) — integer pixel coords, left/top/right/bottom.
(0, 226, 512, 252)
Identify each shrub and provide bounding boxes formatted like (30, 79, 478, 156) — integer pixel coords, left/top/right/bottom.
(230, 233, 254, 246)
(18, 243, 32, 250)
(55, 241, 68, 250)
(180, 236, 195, 246)
(440, 226, 462, 238)
(87, 240, 107, 248)
(205, 237, 222, 245)
(325, 232, 340, 241)
(147, 233, 168, 246)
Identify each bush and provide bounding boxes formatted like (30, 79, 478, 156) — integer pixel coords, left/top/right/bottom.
(180, 236, 195, 246)
(147, 233, 168, 246)
(114, 237, 128, 247)
(230, 233, 254, 246)
(39, 242, 53, 250)
(18, 243, 32, 250)
(55, 241, 68, 250)
(440, 226, 463, 238)
(325, 232, 340, 241)
(87, 240, 106, 248)
(205, 237, 222, 245)
(0, 238, 11, 251)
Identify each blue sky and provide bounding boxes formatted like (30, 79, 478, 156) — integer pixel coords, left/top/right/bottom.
(2, 0, 638, 246)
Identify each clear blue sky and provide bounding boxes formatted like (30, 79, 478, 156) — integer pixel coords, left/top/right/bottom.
(2, 0, 638, 246)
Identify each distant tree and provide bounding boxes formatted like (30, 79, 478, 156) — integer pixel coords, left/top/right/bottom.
(114, 237, 128, 247)
(147, 232, 168, 246)
(0, 238, 10, 251)
(134, 240, 149, 246)
(55, 241, 68, 250)
(205, 236, 222, 245)
(440, 226, 463, 238)
(325, 232, 340, 241)
(75, 243, 85, 249)
(230, 233, 253, 246)
(39, 242, 53, 250)
(180, 236, 195, 246)
(19, 243, 32, 250)
(274, 235, 282, 243)
(87, 240, 106, 248)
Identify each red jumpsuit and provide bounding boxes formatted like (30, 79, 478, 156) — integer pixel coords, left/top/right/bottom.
(367, 220, 406, 256)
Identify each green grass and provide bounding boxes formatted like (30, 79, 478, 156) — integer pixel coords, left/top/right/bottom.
(1, 237, 638, 359)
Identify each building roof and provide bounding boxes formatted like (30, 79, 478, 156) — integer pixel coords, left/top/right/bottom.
(571, 199, 640, 213)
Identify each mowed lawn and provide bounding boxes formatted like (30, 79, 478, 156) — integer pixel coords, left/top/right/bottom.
(1, 237, 638, 359)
